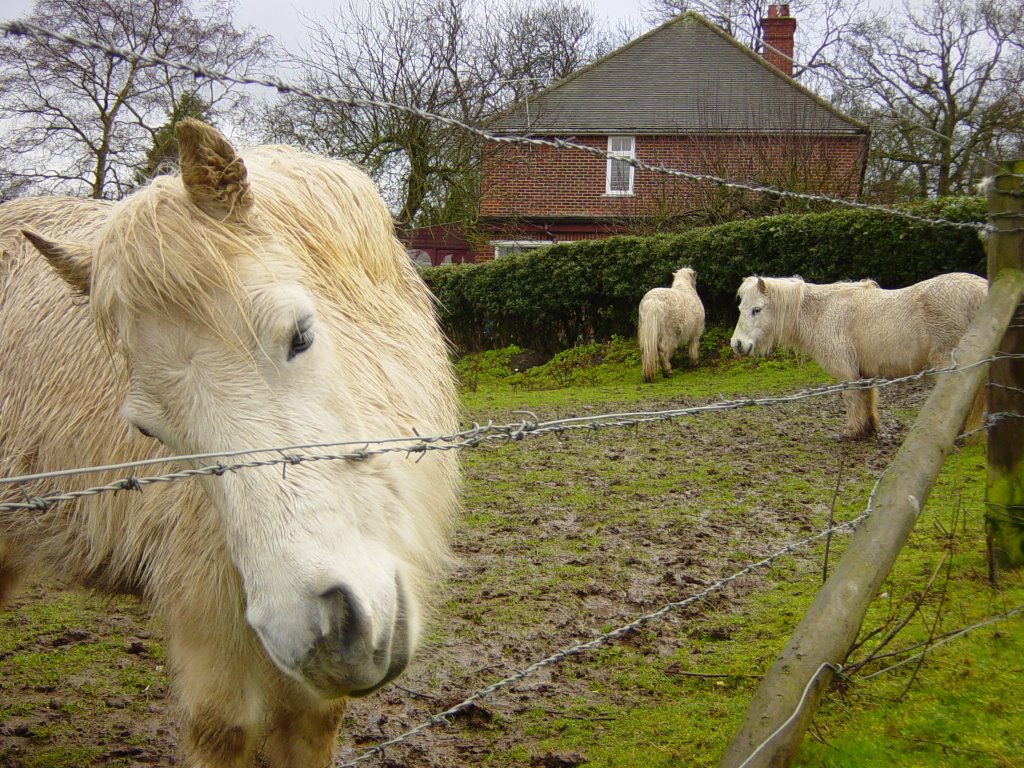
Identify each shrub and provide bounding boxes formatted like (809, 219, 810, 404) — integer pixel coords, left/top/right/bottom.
(423, 198, 986, 354)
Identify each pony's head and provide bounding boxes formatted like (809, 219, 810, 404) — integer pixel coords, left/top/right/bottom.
(730, 275, 805, 356)
(671, 266, 697, 290)
(22, 120, 459, 699)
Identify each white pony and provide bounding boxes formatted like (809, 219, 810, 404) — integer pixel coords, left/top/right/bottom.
(730, 273, 987, 439)
(638, 267, 706, 383)
(0, 120, 460, 766)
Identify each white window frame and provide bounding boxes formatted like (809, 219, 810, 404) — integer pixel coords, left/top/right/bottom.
(605, 136, 635, 196)
(490, 240, 553, 259)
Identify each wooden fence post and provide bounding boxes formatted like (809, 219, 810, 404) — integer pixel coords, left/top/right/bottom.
(718, 267, 1024, 768)
(986, 160, 1024, 570)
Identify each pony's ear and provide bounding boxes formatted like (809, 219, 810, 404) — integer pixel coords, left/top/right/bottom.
(175, 118, 254, 221)
(756, 277, 767, 294)
(22, 229, 92, 296)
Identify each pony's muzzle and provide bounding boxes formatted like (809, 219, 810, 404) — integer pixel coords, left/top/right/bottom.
(298, 581, 412, 698)
(248, 576, 413, 699)
(731, 338, 753, 356)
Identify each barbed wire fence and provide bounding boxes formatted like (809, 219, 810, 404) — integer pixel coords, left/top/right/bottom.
(337, 504, 881, 767)
(2, 356, 1021, 766)
(0, 17, 1021, 768)
(3, 356, 1021, 516)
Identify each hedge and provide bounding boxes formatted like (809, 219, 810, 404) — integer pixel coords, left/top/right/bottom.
(421, 198, 987, 355)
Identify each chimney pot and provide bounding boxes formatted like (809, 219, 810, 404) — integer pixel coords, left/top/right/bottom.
(761, 4, 797, 76)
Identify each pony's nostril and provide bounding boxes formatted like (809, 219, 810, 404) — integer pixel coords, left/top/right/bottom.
(298, 580, 410, 697)
(319, 586, 365, 651)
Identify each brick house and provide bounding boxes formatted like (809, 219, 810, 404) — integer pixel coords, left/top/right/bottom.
(474, 5, 869, 261)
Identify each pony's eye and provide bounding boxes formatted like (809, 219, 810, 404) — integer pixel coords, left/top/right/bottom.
(751, 307, 762, 316)
(136, 425, 158, 440)
(288, 326, 314, 360)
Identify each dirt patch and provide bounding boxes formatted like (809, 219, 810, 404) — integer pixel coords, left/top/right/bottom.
(0, 382, 931, 767)
(507, 349, 551, 373)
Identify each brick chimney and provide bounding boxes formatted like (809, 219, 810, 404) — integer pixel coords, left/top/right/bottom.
(761, 4, 796, 76)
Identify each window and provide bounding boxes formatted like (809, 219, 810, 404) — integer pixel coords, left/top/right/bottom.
(491, 240, 553, 258)
(606, 136, 635, 195)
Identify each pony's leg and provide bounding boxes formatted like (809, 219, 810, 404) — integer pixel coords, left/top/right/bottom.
(659, 342, 673, 377)
(865, 387, 880, 434)
(162, 571, 264, 767)
(0, 535, 23, 606)
(687, 336, 700, 367)
(841, 387, 878, 440)
(171, 632, 263, 768)
(263, 682, 346, 768)
(0, 558, 23, 607)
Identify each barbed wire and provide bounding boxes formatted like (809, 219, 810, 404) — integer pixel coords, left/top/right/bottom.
(0, 20, 989, 235)
(4, 356, 1019, 515)
(332, 468, 1020, 766)
(730, 601, 1024, 768)
(336, 497, 879, 767)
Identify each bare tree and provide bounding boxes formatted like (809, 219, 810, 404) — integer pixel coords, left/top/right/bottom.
(494, 0, 625, 101)
(827, 0, 1024, 199)
(0, 0, 271, 199)
(645, 0, 868, 81)
(261, 0, 619, 228)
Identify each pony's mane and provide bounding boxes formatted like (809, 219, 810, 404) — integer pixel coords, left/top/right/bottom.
(825, 278, 879, 291)
(742, 276, 880, 350)
(671, 267, 695, 289)
(742, 276, 805, 349)
(93, 174, 254, 344)
(91, 145, 420, 345)
(242, 146, 412, 308)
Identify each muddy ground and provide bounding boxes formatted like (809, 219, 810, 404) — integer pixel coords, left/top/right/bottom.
(1, 381, 934, 767)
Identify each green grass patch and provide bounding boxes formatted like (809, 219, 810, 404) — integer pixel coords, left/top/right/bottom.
(3, 337, 1020, 767)
(442, 339, 1023, 767)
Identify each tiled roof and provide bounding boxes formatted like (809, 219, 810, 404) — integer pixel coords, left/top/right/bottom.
(488, 12, 865, 135)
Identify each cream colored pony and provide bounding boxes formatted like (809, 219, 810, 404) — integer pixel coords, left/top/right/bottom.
(0, 120, 460, 767)
(730, 273, 987, 440)
(638, 267, 706, 383)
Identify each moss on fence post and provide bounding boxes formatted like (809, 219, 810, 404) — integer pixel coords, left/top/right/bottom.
(986, 160, 1024, 570)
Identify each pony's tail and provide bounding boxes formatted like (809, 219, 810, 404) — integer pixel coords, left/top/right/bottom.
(962, 387, 986, 440)
(639, 302, 659, 383)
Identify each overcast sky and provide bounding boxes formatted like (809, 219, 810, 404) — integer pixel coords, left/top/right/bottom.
(253, 0, 653, 51)
(3, 0, 654, 56)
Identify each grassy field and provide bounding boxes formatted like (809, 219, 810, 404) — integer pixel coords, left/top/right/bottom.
(2, 336, 1022, 767)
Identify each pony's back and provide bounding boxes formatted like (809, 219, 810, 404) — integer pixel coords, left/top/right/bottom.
(903, 272, 986, 361)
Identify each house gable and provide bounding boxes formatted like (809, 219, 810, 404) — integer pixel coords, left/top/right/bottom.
(489, 12, 864, 136)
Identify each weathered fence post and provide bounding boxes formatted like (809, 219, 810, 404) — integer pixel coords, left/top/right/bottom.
(986, 160, 1024, 570)
(717, 267, 1024, 768)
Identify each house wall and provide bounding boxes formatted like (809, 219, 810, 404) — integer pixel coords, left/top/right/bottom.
(479, 133, 867, 222)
